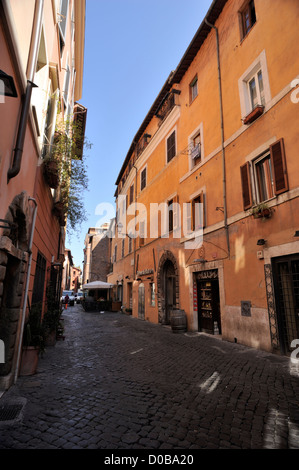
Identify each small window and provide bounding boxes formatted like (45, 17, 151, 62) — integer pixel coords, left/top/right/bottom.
(238, 51, 271, 121)
(128, 236, 132, 254)
(248, 70, 265, 110)
(254, 153, 274, 203)
(191, 132, 201, 167)
(186, 193, 205, 233)
(63, 60, 71, 107)
(58, 0, 69, 55)
(167, 130, 176, 163)
(129, 184, 134, 204)
(168, 199, 174, 232)
(240, 0, 256, 39)
(140, 167, 147, 191)
(121, 239, 125, 258)
(150, 283, 156, 307)
(190, 75, 198, 103)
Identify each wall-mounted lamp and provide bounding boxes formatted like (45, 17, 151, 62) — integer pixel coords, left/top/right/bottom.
(0, 70, 18, 98)
(257, 239, 266, 246)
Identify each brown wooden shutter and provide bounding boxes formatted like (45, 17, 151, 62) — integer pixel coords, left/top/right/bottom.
(167, 131, 176, 162)
(240, 162, 252, 210)
(201, 190, 206, 228)
(270, 138, 288, 195)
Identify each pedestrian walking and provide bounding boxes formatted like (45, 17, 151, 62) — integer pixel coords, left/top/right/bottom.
(65, 294, 69, 309)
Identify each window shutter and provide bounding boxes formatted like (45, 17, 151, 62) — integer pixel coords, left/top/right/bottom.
(200, 191, 206, 229)
(240, 162, 252, 210)
(167, 131, 176, 162)
(270, 139, 288, 195)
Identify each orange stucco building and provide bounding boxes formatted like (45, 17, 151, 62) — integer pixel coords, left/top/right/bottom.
(108, 0, 299, 356)
(0, 0, 86, 389)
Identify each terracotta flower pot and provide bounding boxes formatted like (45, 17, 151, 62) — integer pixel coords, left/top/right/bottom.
(19, 346, 39, 376)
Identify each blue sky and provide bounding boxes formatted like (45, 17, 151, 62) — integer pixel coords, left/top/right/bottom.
(67, 0, 212, 267)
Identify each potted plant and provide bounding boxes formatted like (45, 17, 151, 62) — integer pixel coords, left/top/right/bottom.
(250, 202, 272, 220)
(50, 113, 91, 236)
(20, 303, 45, 376)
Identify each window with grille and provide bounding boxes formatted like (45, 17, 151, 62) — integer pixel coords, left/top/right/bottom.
(32, 252, 46, 305)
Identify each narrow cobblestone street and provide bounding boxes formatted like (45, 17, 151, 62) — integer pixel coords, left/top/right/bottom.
(0, 304, 299, 452)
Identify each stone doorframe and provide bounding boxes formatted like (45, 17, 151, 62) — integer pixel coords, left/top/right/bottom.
(157, 250, 179, 324)
(0, 192, 31, 390)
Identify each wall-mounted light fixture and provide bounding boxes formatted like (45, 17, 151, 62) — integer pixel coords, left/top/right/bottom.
(0, 70, 18, 98)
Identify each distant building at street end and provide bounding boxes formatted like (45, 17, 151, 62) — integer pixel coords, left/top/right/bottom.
(62, 249, 74, 291)
(83, 224, 110, 285)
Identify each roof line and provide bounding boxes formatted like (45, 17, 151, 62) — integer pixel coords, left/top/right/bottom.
(115, 0, 228, 187)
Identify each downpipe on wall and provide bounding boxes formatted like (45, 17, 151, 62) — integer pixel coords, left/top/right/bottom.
(205, 18, 230, 258)
(6, 0, 44, 182)
(14, 197, 37, 384)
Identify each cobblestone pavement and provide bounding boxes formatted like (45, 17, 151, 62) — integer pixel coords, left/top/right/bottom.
(0, 304, 299, 450)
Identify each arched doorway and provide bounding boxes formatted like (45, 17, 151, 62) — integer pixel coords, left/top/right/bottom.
(157, 251, 179, 324)
(0, 192, 31, 383)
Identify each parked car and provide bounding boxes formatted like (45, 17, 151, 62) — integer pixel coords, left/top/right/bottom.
(76, 292, 84, 304)
(61, 290, 75, 306)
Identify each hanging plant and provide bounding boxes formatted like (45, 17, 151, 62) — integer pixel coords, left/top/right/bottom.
(49, 111, 91, 234)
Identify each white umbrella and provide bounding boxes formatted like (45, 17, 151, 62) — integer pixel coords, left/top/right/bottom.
(82, 280, 114, 290)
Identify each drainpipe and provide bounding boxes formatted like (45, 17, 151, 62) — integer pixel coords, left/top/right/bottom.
(14, 197, 38, 384)
(7, 0, 44, 182)
(205, 19, 230, 257)
(133, 163, 138, 280)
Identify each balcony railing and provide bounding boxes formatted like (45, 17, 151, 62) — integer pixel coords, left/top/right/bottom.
(155, 89, 180, 125)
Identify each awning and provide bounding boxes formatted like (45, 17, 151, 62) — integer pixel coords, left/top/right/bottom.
(82, 280, 114, 290)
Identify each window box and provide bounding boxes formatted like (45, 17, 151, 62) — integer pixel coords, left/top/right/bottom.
(250, 203, 272, 220)
(243, 104, 264, 125)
